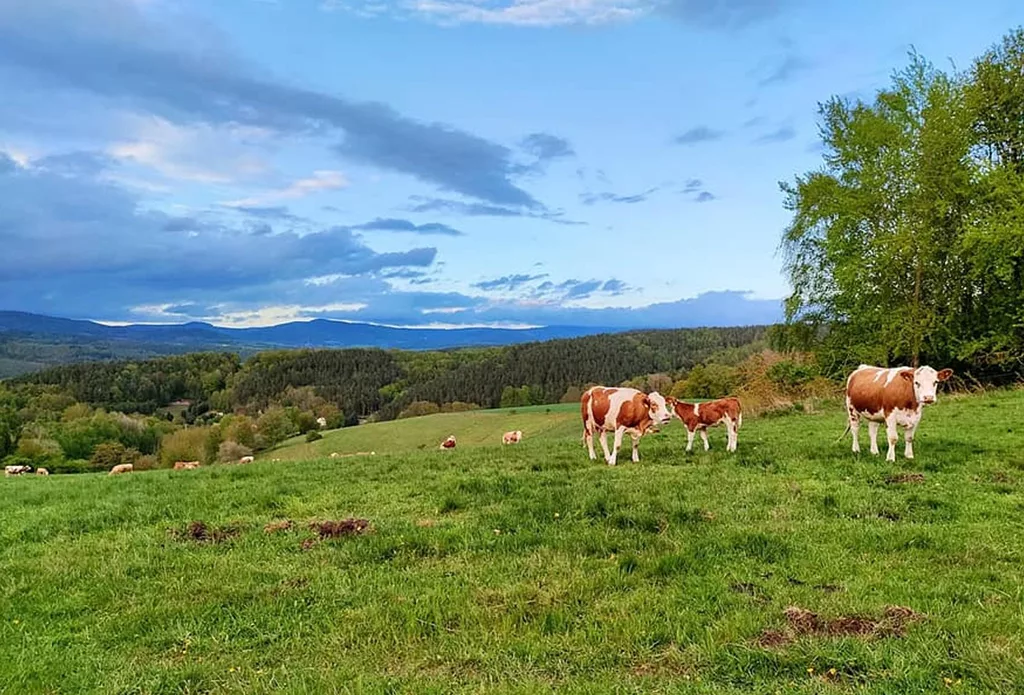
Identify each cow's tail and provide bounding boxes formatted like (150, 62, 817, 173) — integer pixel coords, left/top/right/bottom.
(835, 420, 851, 443)
(737, 411, 743, 429)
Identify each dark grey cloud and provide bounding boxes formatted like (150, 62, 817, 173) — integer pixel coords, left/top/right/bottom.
(757, 53, 813, 87)
(753, 125, 797, 144)
(532, 277, 631, 301)
(660, 0, 791, 30)
(580, 187, 659, 205)
(230, 205, 305, 222)
(519, 133, 575, 162)
(351, 217, 465, 236)
(694, 191, 716, 203)
(0, 153, 436, 318)
(0, 0, 547, 209)
(681, 179, 703, 193)
(408, 196, 584, 225)
(473, 273, 548, 292)
(674, 126, 726, 146)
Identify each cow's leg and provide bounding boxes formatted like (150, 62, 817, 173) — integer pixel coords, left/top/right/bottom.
(885, 414, 898, 463)
(608, 427, 626, 466)
(598, 429, 612, 463)
(849, 409, 861, 454)
(700, 428, 710, 451)
(726, 418, 737, 451)
(868, 421, 880, 456)
(585, 426, 597, 461)
(630, 431, 641, 462)
(685, 427, 695, 452)
(904, 420, 918, 460)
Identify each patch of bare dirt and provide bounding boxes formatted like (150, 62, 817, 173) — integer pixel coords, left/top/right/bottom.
(263, 520, 293, 534)
(756, 605, 925, 648)
(886, 472, 925, 484)
(310, 518, 371, 538)
(170, 520, 241, 544)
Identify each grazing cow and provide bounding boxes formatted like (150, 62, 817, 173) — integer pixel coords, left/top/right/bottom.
(502, 430, 523, 445)
(238, 455, 254, 464)
(666, 397, 743, 452)
(36, 468, 49, 476)
(109, 463, 133, 475)
(580, 387, 673, 465)
(844, 364, 953, 461)
(316, 417, 327, 429)
(439, 435, 457, 450)
(5, 465, 32, 477)
(173, 460, 200, 471)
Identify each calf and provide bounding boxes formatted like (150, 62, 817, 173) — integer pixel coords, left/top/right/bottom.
(844, 364, 952, 461)
(667, 397, 743, 452)
(238, 455, 254, 464)
(502, 430, 523, 445)
(439, 435, 457, 450)
(581, 386, 673, 465)
(109, 463, 133, 475)
(5, 465, 32, 477)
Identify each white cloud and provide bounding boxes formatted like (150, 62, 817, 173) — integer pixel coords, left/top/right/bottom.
(129, 302, 368, 327)
(324, 0, 646, 26)
(224, 170, 349, 207)
(109, 116, 272, 184)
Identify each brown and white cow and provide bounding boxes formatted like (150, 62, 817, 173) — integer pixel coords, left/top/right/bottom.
(844, 364, 953, 461)
(502, 430, 523, 445)
(439, 435, 457, 450)
(173, 460, 201, 471)
(581, 386, 673, 465)
(5, 464, 32, 477)
(238, 455, 255, 465)
(109, 463, 133, 475)
(666, 396, 742, 452)
(35, 468, 49, 476)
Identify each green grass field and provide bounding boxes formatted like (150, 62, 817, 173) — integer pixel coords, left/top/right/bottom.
(3, 390, 1024, 693)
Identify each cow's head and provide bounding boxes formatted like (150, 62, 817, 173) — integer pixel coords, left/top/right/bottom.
(644, 392, 674, 425)
(902, 366, 953, 405)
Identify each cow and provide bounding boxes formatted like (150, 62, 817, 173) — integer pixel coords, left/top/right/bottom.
(580, 386, 674, 465)
(843, 364, 953, 461)
(173, 460, 200, 471)
(666, 397, 743, 452)
(109, 463, 133, 475)
(238, 455, 254, 464)
(316, 417, 328, 429)
(439, 435, 457, 450)
(5, 465, 32, 477)
(35, 468, 49, 476)
(502, 430, 523, 445)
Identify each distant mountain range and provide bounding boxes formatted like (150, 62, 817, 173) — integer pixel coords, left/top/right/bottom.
(0, 311, 623, 377)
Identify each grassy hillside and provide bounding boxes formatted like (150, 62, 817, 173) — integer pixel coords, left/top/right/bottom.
(2, 390, 1024, 693)
(271, 403, 582, 460)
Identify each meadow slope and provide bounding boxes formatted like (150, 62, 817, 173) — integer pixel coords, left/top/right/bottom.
(2, 391, 1024, 693)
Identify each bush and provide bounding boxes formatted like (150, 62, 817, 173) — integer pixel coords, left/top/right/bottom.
(133, 454, 160, 471)
(305, 430, 323, 443)
(256, 407, 294, 447)
(90, 442, 140, 472)
(159, 427, 212, 467)
(398, 401, 441, 419)
(218, 440, 253, 463)
(440, 401, 480, 413)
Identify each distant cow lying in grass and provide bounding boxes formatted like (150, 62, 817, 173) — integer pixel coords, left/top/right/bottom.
(109, 463, 133, 475)
(36, 468, 49, 476)
(439, 435, 457, 450)
(502, 430, 522, 445)
(5, 465, 32, 477)
(238, 456, 254, 464)
(174, 460, 200, 471)
(666, 396, 743, 452)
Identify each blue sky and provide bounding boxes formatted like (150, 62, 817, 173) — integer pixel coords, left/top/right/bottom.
(1, 0, 1021, 328)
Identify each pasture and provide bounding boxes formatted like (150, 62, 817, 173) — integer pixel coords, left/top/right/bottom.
(2, 390, 1024, 693)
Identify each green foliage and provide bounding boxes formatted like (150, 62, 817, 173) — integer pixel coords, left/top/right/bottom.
(305, 430, 323, 443)
(674, 363, 740, 399)
(256, 406, 294, 447)
(781, 28, 1024, 377)
(159, 427, 213, 468)
(218, 440, 253, 463)
(89, 441, 140, 472)
(398, 401, 441, 419)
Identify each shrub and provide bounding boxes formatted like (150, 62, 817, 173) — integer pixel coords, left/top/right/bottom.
(218, 440, 253, 463)
(398, 401, 441, 419)
(305, 430, 323, 443)
(133, 454, 160, 471)
(159, 427, 212, 467)
(256, 407, 294, 447)
(90, 442, 140, 472)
